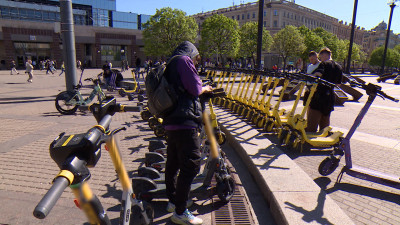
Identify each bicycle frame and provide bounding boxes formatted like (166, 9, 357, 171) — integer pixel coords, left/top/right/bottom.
(69, 81, 106, 106)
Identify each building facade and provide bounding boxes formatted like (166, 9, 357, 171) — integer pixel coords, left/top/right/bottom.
(0, 0, 150, 69)
(192, 0, 369, 68)
(193, 0, 365, 45)
(362, 21, 400, 56)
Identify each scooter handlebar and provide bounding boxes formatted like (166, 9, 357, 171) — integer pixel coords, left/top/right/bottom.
(120, 105, 142, 112)
(33, 176, 70, 219)
(378, 91, 399, 102)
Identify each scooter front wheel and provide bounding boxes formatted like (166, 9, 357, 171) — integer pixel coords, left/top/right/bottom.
(130, 201, 154, 225)
(55, 91, 79, 115)
(318, 157, 340, 176)
(217, 175, 235, 203)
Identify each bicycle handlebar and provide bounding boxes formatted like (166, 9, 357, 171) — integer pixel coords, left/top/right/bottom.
(33, 176, 70, 219)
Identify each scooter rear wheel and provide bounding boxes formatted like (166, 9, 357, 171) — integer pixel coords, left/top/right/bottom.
(141, 110, 152, 121)
(130, 201, 154, 225)
(318, 157, 340, 176)
(118, 89, 126, 97)
(217, 175, 235, 203)
(216, 131, 226, 145)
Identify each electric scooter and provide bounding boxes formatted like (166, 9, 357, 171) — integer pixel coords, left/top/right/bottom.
(318, 82, 400, 189)
(34, 97, 153, 225)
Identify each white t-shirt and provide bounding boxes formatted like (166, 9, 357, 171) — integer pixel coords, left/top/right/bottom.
(307, 62, 320, 74)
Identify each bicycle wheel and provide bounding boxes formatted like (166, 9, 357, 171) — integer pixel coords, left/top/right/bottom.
(55, 91, 79, 115)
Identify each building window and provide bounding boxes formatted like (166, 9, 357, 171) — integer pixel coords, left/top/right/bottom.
(237, 15, 240, 20)
(264, 21, 266, 27)
(242, 14, 244, 20)
(253, 12, 255, 18)
(247, 13, 250, 19)
(101, 45, 123, 61)
(273, 20, 278, 27)
(273, 10, 278, 16)
(232, 16, 234, 20)
(264, 11, 266, 17)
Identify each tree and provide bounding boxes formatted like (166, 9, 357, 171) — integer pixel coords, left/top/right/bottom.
(298, 25, 324, 69)
(238, 21, 273, 67)
(313, 27, 339, 60)
(199, 14, 240, 64)
(142, 7, 198, 57)
(369, 46, 400, 69)
(272, 25, 305, 71)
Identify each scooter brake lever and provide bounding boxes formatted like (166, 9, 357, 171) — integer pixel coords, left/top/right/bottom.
(111, 127, 127, 135)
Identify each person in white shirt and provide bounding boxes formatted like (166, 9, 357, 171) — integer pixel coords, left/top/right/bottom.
(307, 51, 320, 74)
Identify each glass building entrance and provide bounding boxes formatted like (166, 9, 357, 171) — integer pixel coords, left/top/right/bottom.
(14, 42, 51, 68)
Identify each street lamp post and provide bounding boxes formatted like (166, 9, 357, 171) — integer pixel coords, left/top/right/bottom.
(256, 0, 265, 70)
(346, 0, 358, 74)
(381, 0, 398, 75)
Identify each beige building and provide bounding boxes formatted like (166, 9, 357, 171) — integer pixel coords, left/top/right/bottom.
(193, 0, 365, 45)
(362, 21, 400, 56)
(192, 0, 369, 68)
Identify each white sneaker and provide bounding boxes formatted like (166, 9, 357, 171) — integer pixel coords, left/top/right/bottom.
(166, 199, 193, 213)
(171, 209, 203, 225)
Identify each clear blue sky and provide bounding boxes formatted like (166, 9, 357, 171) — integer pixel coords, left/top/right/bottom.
(117, 0, 400, 34)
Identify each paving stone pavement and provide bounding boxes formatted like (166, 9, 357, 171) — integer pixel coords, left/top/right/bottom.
(0, 69, 273, 225)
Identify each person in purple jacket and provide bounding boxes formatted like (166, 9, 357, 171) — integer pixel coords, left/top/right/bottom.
(162, 41, 212, 225)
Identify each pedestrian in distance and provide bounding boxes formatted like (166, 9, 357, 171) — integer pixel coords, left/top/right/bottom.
(163, 41, 212, 225)
(25, 59, 34, 83)
(46, 60, 54, 75)
(306, 51, 320, 74)
(59, 61, 65, 76)
(10, 60, 19, 75)
(305, 47, 343, 132)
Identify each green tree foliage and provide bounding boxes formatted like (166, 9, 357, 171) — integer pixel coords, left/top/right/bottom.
(369, 46, 400, 68)
(199, 14, 240, 63)
(142, 7, 198, 57)
(238, 21, 273, 65)
(272, 25, 305, 71)
(336, 40, 366, 67)
(298, 25, 324, 66)
(313, 27, 339, 60)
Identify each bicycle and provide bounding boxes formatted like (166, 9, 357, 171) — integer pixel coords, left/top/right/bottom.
(34, 98, 154, 224)
(55, 74, 107, 115)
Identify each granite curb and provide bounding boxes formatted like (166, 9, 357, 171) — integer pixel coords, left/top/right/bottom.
(217, 108, 354, 225)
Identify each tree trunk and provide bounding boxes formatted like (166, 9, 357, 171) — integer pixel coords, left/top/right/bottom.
(282, 56, 287, 72)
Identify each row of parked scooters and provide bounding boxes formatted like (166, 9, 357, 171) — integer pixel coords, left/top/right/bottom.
(205, 68, 351, 152)
(204, 67, 400, 191)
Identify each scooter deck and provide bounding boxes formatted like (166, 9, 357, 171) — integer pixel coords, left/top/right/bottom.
(342, 165, 400, 189)
(307, 131, 343, 147)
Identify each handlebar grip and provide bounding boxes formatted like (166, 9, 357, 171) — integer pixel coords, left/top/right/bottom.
(33, 176, 70, 219)
(121, 105, 142, 112)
